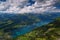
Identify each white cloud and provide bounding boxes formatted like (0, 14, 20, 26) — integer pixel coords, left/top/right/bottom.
(48, 9, 60, 12)
(0, 0, 59, 14)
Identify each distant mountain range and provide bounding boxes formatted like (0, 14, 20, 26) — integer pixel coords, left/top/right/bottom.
(0, 12, 60, 37)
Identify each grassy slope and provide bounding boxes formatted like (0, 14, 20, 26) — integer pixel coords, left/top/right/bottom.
(0, 17, 60, 40)
(15, 18, 60, 40)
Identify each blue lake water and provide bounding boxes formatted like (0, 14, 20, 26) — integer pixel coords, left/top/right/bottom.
(0, 12, 60, 37)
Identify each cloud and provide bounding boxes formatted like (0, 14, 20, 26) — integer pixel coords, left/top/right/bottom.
(48, 9, 60, 12)
(0, 0, 59, 14)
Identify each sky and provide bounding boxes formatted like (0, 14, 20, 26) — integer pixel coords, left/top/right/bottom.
(0, 0, 60, 13)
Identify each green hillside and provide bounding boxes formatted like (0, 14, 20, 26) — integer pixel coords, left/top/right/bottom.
(15, 18, 60, 40)
(0, 17, 60, 40)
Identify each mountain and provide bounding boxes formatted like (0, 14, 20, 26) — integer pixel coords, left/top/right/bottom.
(14, 17, 60, 40)
(0, 12, 60, 38)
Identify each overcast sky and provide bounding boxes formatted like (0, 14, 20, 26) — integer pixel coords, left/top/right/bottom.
(0, 0, 60, 13)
